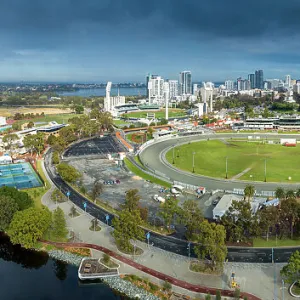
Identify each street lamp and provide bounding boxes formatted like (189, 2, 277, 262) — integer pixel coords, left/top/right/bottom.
(172, 145, 175, 164)
(264, 158, 267, 182)
(177, 149, 180, 158)
(225, 156, 228, 179)
(187, 242, 191, 259)
(282, 279, 285, 300)
(192, 152, 196, 173)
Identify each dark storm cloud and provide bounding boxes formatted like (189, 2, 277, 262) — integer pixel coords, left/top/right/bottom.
(0, 0, 300, 38)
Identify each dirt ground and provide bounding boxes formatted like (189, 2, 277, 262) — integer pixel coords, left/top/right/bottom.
(68, 157, 188, 225)
(0, 107, 72, 117)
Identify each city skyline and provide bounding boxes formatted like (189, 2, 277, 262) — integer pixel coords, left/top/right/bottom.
(0, 0, 300, 82)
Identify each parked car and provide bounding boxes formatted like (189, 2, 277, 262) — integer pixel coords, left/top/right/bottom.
(212, 198, 220, 205)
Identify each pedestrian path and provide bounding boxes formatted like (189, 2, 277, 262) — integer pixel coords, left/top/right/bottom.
(43, 239, 259, 300)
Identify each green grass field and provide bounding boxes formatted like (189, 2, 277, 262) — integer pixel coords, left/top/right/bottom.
(124, 157, 171, 187)
(166, 140, 300, 182)
(15, 113, 76, 125)
(122, 109, 186, 119)
(253, 237, 300, 247)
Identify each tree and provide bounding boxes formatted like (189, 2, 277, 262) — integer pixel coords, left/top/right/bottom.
(0, 195, 19, 231)
(244, 184, 255, 202)
(51, 207, 68, 240)
(296, 188, 300, 198)
(59, 126, 77, 144)
(74, 105, 84, 114)
(112, 209, 144, 252)
(27, 121, 34, 128)
(179, 200, 203, 240)
(262, 107, 270, 118)
(279, 198, 300, 239)
(91, 180, 104, 202)
(102, 253, 111, 264)
(53, 260, 68, 281)
(257, 206, 278, 241)
(0, 186, 33, 210)
(7, 207, 52, 248)
(147, 127, 154, 138)
(234, 288, 241, 300)
(23, 132, 45, 155)
(158, 196, 179, 229)
(138, 206, 148, 222)
(57, 163, 81, 183)
(221, 200, 253, 242)
(275, 187, 285, 200)
(205, 294, 211, 300)
(90, 218, 99, 231)
(47, 134, 57, 145)
(12, 123, 21, 131)
(286, 190, 296, 199)
(123, 189, 141, 212)
(281, 250, 300, 284)
(2, 133, 19, 154)
(194, 220, 227, 270)
(52, 151, 60, 164)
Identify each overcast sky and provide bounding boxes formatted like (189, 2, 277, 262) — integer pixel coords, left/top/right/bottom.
(0, 0, 300, 82)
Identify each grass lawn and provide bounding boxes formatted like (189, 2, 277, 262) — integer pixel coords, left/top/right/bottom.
(253, 237, 300, 247)
(122, 109, 186, 119)
(124, 158, 171, 188)
(25, 160, 51, 208)
(166, 140, 300, 182)
(113, 119, 131, 127)
(14, 113, 76, 126)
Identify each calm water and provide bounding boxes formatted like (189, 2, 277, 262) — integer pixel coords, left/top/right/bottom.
(59, 87, 146, 97)
(0, 235, 123, 300)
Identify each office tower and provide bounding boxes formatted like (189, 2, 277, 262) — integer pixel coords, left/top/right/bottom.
(248, 74, 255, 89)
(237, 78, 250, 91)
(200, 82, 214, 113)
(255, 70, 264, 89)
(193, 84, 198, 96)
(179, 71, 192, 95)
(163, 82, 170, 120)
(168, 80, 179, 99)
(225, 80, 234, 90)
(285, 75, 291, 88)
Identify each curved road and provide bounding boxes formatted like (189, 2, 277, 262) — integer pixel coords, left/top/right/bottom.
(43, 240, 260, 300)
(140, 133, 300, 192)
(44, 144, 300, 263)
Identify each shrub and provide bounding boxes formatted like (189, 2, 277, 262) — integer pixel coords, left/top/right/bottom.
(162, 281, 172, 291)
(216, 290, 221, 300)
(205, 294, 211, 300)
(102, 253, 110, 264)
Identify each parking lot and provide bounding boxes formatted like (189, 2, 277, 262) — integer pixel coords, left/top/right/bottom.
(64, 136, 126, 158)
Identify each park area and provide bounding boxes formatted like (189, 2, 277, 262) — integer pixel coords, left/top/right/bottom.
(166, 139, 300, 182)
(121, 108, 186, 119)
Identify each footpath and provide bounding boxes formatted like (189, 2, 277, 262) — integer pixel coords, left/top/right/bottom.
(41, 158, 290, 300)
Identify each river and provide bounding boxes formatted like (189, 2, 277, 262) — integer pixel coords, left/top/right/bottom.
(0, 235, 123, 300)
(59, 88, 146, 97)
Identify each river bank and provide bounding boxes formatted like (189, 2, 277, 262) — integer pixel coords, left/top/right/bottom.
(47, 248, 160, 300)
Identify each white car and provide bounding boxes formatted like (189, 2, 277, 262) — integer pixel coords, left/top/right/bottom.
(153, 194, 165, 203)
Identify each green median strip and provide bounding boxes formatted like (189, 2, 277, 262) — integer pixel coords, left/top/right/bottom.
(124, 157, 171, 188)
(253, 237, 300, 247)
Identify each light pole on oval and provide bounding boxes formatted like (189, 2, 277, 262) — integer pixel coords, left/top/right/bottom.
(225, 156, 228, 179)
(192, 152, 196, 173)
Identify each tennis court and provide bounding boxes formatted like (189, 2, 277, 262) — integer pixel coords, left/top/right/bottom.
(0, 163, 43, 189)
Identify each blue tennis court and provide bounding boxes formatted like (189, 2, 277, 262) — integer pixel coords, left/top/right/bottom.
(0, 163, 43, 189)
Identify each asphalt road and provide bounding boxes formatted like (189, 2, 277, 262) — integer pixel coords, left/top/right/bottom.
(139, 133, 300, 192)
(44, 142, 300, 263)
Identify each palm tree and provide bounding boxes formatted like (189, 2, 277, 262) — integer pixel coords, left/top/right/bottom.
(286, 190, 296, 199)
(244, 184, 255, 202)
(275, 187, 285, 200)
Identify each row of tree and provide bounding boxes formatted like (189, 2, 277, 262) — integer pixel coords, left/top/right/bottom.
(0, 187, 68, 248)
(112, 189, 227, 270)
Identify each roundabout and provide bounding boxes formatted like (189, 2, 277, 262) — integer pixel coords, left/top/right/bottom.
(139, 133, 300, 192)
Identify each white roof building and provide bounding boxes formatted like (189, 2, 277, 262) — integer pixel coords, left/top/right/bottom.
(213, 194, 243, 220)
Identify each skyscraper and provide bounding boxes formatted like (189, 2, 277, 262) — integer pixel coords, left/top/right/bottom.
(255, 70, 264, 89)
(248, 74, 255, 89)
(285, 75, 291, 88)
(168, 80, 179, 99)
(148, 75, 164, 104)
(225, 80, 234, 90)
(179, 71, 192, 95)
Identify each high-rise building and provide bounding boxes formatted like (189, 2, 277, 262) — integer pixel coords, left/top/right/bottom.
(168, 80, 179, 99)
(193, 84, 198, 96)
(225, 80, 234, 90)
(248, 74, 255, 89)
(148, 75, 164, 104)
(293, 83, 300, 94)
(179, 71, 192, 95)
(237, 78, 250, 91)
(285, 75, 291, 88)
(255, 70, 264, 89)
